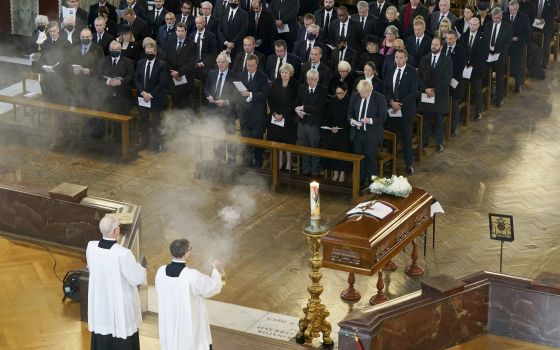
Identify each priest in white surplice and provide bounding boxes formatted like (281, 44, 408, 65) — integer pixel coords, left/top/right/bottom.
(155, 239, 222, 350)
(87, 214, 147, 350)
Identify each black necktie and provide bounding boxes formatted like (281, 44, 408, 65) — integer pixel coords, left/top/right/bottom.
(277, 58, 283, 78)
(361, 17, 364, 28)
(229, 10, 234, 23)
(177, 40, 182, 51)
(511, 15, 514, 22)
(113, 58, 117, 66)
(204, 16, 207, 25)
(144, 61, 151, 89)
(181, 16, 186, 23)
(339, 49, 343, 62)
(469, 34, 474, 49)
(491, 24, 497, 47)
(340, 23, 346, 38)
(215, 72, 223, 97)
(416, 38, 420, 49)
(431, 55, 437, 69)
(155, 9, 160, 22)
(394, 68, 401, 99)
(325, 12, 330, 33)
(360, 98, 367, 121)
(446, 46, 452, 56)
(248, 73, 253, 83)
(306, 43, 312, 61)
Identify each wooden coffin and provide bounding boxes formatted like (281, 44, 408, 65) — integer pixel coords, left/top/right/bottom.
(322, 187, 433, 276)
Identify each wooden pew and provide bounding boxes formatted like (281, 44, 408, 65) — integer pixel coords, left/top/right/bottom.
(0, 94, 133, 160)
(193, 132, 365, 201)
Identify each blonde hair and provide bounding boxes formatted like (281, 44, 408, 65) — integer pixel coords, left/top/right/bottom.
(356, 79, 373, 93)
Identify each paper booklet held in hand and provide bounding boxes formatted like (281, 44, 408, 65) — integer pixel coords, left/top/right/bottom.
(233, 81, 247, 92)
(346, 200, 394, 220)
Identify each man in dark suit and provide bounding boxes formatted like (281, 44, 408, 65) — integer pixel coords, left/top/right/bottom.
(294, 68, 328, 176)
(205, 53, 239, 162)
(232, 36, 265, 73)
(62, 16, 81, 45)
(269, 0, 299, 51)
(247, 0, 275, 57)
(352, 1, 379, 42)
(98, 40, 135, 139)
(293, 24, 327, 63)
(218, 0, 249, 59)
(89, 0, 118, 29)
(314, 0, 336, 43)
(190, 15, 218, 81)
(39, 21, 71, 104)
(156, 12, 177, 54)
(300, 46, 332, 87)
(348, 79, 387, 184)
(330, 37, 358, 71)
(369, 0, 390, 21)
(66, 28, 105, 108)
(505, 0, 531, 92)
(399, 0, 430, 35)
(418, 37, 453, 153)
(384, 49, 418, 175)
(429, 0, 457, 34)
(296, 13, 322, 43)
(443, 30, 467, 137)
(176, 1, 196, 34)
(532, 0, 558, 68)
(200, 1, 220, 37)
(165, 22, 196, 109)
(459, 17, 489, 121)
(135, 42, 169, 151)
(120, 0, 146, 20)
(405, 18, 432, 68)
(266, 39, 302, 81)
(237, 54, 270, 168)
(124, 8, 150, 42)
(328, 6, 364, 53)
(92, 17, 115, 55)
(484, 7, 512, 107)
(147, 0, 168, 38)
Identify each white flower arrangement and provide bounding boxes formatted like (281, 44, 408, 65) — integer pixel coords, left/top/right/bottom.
(369, 175, 412, 198)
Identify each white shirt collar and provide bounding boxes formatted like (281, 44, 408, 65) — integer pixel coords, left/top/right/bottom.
(171, 258, 186, 263)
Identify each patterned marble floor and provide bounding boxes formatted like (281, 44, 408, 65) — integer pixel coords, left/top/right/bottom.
(0, 60, 559, 330)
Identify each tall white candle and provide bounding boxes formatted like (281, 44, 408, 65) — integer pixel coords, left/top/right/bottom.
(310, 181, 320, 219)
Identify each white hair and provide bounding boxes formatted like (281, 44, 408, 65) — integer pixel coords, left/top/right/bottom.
(306, 68, 319, 79)
(35, 15, 49, 26)
(99, 214, 120, 236)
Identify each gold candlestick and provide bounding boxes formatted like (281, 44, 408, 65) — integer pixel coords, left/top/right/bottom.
(295, 218, 334, 348)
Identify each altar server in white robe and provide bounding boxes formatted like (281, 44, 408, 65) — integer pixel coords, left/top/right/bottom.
(155, 239, 222, 350)
(87, 214, 147, 350)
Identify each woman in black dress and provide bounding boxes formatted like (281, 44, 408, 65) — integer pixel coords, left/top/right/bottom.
(117, 25, 140, 64)
(355, 61, 383, 94)
(268, 63, 299, 172)
(322, 81, 351, 182)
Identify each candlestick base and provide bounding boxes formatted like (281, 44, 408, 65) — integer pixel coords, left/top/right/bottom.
(296, 218, 334, 348)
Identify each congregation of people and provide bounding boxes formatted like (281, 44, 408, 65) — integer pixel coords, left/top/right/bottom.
(29, 0, 558, 186)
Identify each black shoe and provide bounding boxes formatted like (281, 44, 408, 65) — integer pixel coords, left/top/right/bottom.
(494, 100, 503, 108)
(436, 144, 444, 153)
(451, 130, 456, 137)
(514, 86, 521, 94)
(152, 144, 163, 153)
(406, 166, 414, 175)
(543, 64, 550, 69)
(474, 113, 482, 121)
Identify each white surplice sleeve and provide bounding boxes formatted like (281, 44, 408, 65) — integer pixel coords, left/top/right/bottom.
(190, 268, 222, 299)
(120, 249, 147, 287)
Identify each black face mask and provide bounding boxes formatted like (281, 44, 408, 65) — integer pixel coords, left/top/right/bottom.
(229, 2, 238, 8)
(307, 33, 317, 40)
(339, 45, 346, 50)
(65, 25, 74, 32)
(81, 38, 91, 45)
(146, 53, 156, 60)
(109, 50, 121, 58)
(37, 25, 46, 31)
